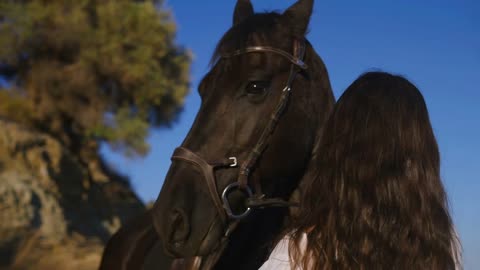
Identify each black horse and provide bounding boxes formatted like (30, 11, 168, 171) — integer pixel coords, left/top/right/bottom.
(99, 0, 334, 269)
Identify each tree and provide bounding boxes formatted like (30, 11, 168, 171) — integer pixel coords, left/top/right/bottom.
(0, 0, 190, 159)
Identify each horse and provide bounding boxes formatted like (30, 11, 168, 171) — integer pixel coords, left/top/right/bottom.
(99, 0, 335, 269)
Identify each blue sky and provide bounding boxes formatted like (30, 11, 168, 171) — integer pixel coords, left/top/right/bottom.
(102, 0, 479, 268)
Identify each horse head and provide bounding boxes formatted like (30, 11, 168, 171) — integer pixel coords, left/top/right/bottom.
(152, 0, 334, 264)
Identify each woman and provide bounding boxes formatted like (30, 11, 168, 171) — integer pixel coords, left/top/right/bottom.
(260, 72, 461, 269)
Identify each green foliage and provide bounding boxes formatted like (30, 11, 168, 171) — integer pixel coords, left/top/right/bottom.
(0, 0, 190, 158)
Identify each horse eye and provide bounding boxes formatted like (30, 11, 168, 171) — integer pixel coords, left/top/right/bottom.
(245, 81, 270, 95)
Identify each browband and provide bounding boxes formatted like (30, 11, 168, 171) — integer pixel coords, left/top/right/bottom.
(221, 45, 308, 70)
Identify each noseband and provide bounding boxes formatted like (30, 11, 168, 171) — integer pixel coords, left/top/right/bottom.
(170, 39, 306, 227)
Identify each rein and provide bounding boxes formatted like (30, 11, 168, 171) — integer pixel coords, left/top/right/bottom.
(170, 39, 306, 227)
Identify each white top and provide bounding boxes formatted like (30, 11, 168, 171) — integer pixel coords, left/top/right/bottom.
(258, 233, 307, 270)
(259, 232, 462, 270)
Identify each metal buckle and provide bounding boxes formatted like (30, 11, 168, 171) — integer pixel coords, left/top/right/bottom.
(282, 86, 291, 92)
(221, 182, 253, 219)
(295, 59, 307, 69)
(228, 157, 237, 167)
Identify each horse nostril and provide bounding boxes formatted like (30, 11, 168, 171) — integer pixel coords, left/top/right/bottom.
(169, 208, 190, 243)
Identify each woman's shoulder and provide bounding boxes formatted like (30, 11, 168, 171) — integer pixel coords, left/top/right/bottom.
(258, 232, 307, 270)
(258, 236, 291, 270)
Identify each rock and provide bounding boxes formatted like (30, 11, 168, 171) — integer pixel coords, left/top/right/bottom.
(0, 119, 145, 269)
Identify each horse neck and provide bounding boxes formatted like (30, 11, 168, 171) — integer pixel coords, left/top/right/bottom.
(211, 208, 289, 270)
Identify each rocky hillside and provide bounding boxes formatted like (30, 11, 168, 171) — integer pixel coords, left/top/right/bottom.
(0, 119, 146, 270)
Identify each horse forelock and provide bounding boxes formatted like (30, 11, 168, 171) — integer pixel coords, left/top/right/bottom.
(210, 12, 293, 67)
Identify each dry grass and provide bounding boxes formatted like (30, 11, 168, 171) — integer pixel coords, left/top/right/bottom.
(9, 232, 103, 270)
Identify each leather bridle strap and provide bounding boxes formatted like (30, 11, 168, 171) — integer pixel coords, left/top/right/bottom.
(221, 44, 308, 69)
(222, 46, 308, 70)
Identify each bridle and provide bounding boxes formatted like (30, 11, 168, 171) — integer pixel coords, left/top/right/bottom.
(170, 39, 307, 229)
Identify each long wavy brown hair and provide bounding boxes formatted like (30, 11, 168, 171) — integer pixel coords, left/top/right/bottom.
(288, 71, 461, 269)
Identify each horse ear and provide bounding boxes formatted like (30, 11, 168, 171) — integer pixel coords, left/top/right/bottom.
(233, 0, 254, 25)
(282, 0, 314, 36)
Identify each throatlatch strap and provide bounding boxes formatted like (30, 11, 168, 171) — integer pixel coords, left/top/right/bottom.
(246, 195, 300, 209)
